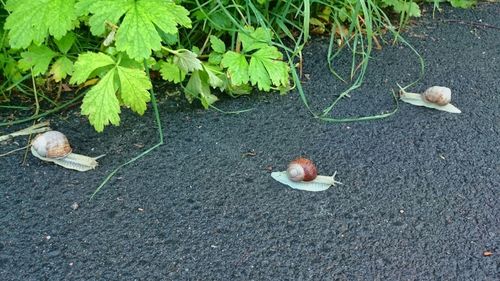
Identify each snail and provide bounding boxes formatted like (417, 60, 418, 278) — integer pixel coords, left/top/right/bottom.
(31, 131, 103, 172)
(271, 157, 341, 192)
(399, 85, 461, 113)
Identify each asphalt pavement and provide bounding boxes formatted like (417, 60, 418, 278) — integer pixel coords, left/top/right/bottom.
(0, 3, 499, 280)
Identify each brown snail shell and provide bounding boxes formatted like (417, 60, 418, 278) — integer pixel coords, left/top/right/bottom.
(422, 86, 451, 106)
(286, 158, 317, 182)
(31, 131, 72, 159)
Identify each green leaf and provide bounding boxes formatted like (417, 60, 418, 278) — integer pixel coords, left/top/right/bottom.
(239, 26, 272, 52)
(118, 55, 144, 70)
(76, 52, 153, 131)
(1, 55, 23, 82)
(70, 52, 116, 84)
(78, 0, 130, 36)
(185, 70, 209, 100)
(449, 0, 476, 8)
(381, 0, 421, 17)
(158, 31, 178, 46)
(220, 27, 290, 92)
(18, 45, 57, 76)
(250, 46, 289, 89)
(208, 53, 223, 65)
(227, 83, 252, 96)
(191, 46, 201, 56)
(116, 66, 152, 115)
(74, 0, 94, 16)
(114, 1, 162, 60)
(200, 91, 219, 109)
(337, 7, 349, 22)
(248, 56, 272, 91)
(81, 70, 121, 132)
(210, 35, 225, 53)
(185, 70, 218, 108)
(200, 10, 232, 31)
(203, 63, 225, 90)
(54, 32, 76, 54)
(159, 61, 186, 83)
(50, 56, 74, 82)
(81, 0, 191, 61)
(4, 0, 22, 11)
(221, 51, 249, 86)
(173, 50, 202, 73)
(4, 0, 77, 49)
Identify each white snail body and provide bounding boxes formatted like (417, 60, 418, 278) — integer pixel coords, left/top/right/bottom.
(31, 131, 102, 172)
(271, 157, 341, 192)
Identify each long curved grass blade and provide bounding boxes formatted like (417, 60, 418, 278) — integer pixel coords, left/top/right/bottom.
(209, 104, 254, 114)
(303, 0, 310, 44)
(318, 89, 400, 122)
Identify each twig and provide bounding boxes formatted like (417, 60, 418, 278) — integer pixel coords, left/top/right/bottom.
(0, 145, 30, 157)
(0, 121, 50, 142)
(438, 19, 500, 31)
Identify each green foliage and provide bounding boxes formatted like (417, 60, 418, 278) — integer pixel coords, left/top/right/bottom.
(209, 36, 225, 54)
(70, 52, 151, 131)
(159, 60, 186, 84)
(1, 0, 477, 130)
(425, 0, 476, 11)
(77, 0, 191, 61)
(16, 32, 77, 82)
(221, 27, 289, 92)
(18, 45, 57, 76)
(448, 0, 476, 8)
(4, 0, 77, 49)
(382, 0, 421, 17)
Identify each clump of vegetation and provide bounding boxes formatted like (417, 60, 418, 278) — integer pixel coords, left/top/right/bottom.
(0, 0, 477, 131)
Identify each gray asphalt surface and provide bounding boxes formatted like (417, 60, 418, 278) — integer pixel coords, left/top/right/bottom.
(1, 3, 499, 280)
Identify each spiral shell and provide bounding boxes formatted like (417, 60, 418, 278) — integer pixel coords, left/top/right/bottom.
(31, 131, 72, 159)
(422, 86, 451, 106)
(286, 158, 317, 182)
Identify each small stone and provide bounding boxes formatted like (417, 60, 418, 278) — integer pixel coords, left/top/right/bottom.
(47, 250, 61, 258)
(483, 251, 493, 257)
(71, 202, 79, 210)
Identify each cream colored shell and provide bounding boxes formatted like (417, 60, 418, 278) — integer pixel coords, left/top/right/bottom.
(422, 86, 451, 106)
(31, 131, 72, 158)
